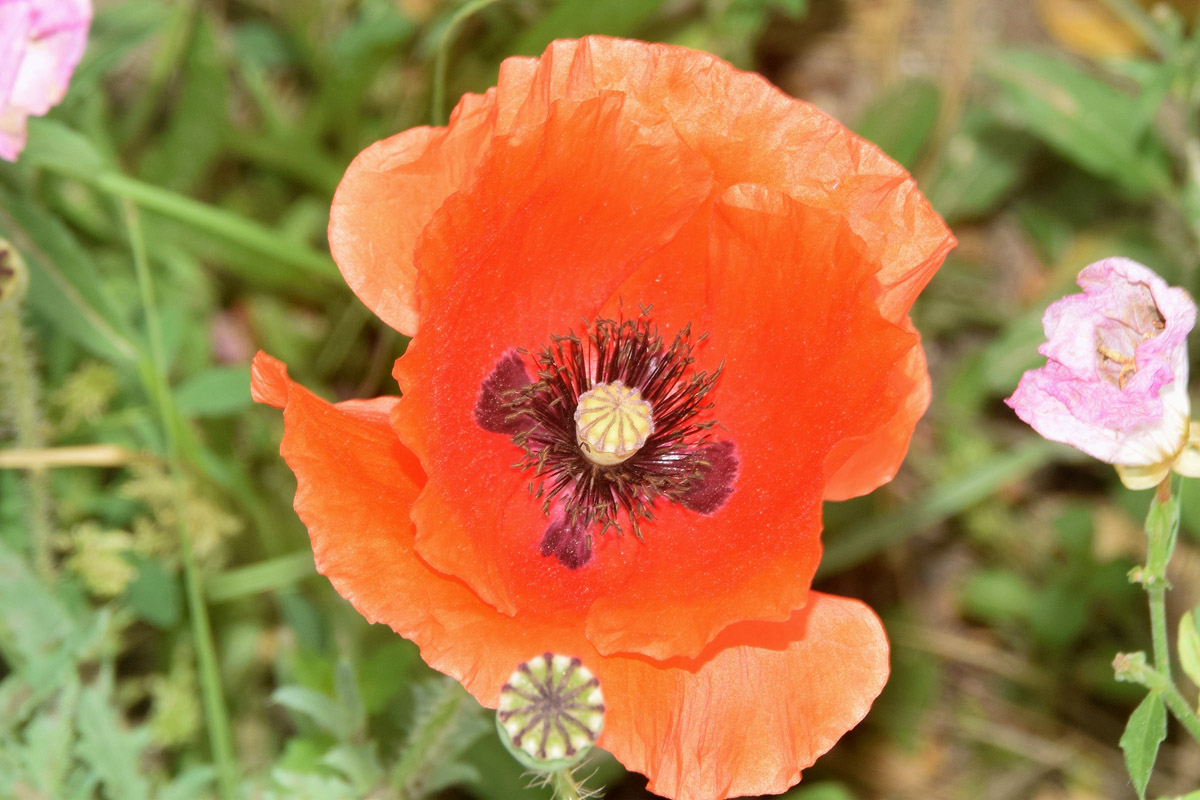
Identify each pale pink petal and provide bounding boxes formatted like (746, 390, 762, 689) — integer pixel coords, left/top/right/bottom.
(1007, 257, 1195, 469)
(0, 0, 90, 162)
(0, 3, 33, 103)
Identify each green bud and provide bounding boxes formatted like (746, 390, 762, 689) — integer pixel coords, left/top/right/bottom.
(496, 653, 605, 772)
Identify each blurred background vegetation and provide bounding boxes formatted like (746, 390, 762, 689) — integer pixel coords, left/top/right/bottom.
(2, 0, 1200, 798)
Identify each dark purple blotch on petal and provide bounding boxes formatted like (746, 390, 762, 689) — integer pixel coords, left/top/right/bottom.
(680, 440, 738, 515)
(540, 517, 593, 569)
(475, 350, 534, 434)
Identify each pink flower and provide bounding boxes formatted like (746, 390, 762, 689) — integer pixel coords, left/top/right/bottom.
(0, 0, 92, 162)
(1007, 257, 1200, 489)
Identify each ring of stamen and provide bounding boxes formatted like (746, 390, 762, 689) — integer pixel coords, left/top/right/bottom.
(474, 314, 741, 567)
(503, 316, 722, 537)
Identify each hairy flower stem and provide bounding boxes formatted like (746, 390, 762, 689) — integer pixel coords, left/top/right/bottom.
(393, 676, 470, 798)
(0, 248, 54, 581)
(1160, 681, 1200, 743)
(1149, 582, 1171, 680)
(550, 768, 587, 800)
(124, 202, 237, 799)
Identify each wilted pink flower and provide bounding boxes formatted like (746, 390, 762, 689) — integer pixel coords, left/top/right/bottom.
(0, 0, 92, 162)
(1007, 257, 1200, 489)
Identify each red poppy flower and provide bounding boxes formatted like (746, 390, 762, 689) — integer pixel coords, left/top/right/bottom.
(252, 37, 953, 800)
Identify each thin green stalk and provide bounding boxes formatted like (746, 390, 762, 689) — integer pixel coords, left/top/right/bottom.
(43, 162, 336, 281)
(1161, 680, 1200, 743)
(1146, 478, 1178, 681)
(123, 202, 238, 799)
(0, 245, 54, 581)
(1149, 584, 1172, 681)
(431, 0, 505, 125)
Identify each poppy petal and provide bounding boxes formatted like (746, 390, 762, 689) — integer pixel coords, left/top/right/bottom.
(390, 88, 714, 629)
(493, 37, 954, 317)
(250, 352, 431, 630)
(822, 330, 929, 501)
(596, 592, 889, 800)
(328, 90, 503, 336)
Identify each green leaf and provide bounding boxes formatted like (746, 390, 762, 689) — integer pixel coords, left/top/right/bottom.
(75, 676, 152, 800)
(333, 659, 366, 742)
(174, 365, 253, 418)
(73, 0, 175, 93)
(156, 767, 216, 800)
(321, 744, 383, 792)
(960, 569, 1036, 625)
(462, 730, 555, 800)
(330, 2, 416, 68)
(986, 49, 1171, 196)
(783, 783, 858, 800)
(1179, 609, 1200, 692)
(855, 79, 940, 169)
(510, 0, 666, 55)
(268, 770, 357, 800)
(771, 0, 809, 14)
(0, 611, 109, 729)
(1030, 581, 1090, 649)
(273, 686, 351, 739)
(1120, 692, 1167, 800)
(424, 759, 483, 796)
(125, 555, 182, 629)
(820, 439, 1061, 575)
(138, 15, 230, 192)
(358, 639, 419, 715)
(19, 677, 80, 796)
(392, 679, 480, 798)
(0, 188, 139, 365)
(0, 539, 78, 666)
(19, 119, 108, 173)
